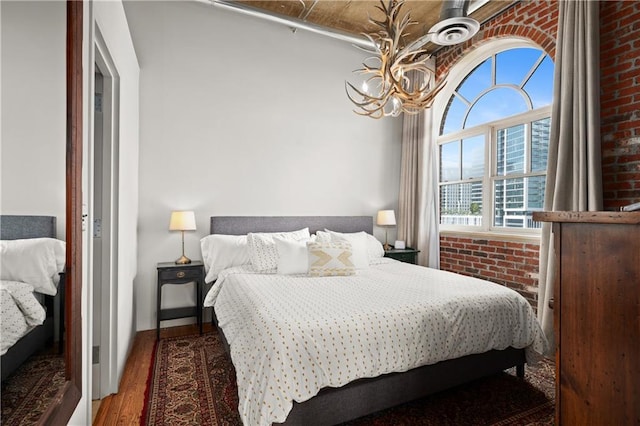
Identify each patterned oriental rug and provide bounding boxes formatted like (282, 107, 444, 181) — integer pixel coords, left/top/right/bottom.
(1, 354, 66, 425)
(142, 332, 555, 426)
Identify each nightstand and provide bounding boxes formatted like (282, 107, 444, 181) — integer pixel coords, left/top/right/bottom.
(384, 248, 420, 264)
(156, 261, 204, 340)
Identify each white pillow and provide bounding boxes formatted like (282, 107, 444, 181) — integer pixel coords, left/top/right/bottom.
(315, 230, 332, 243)
(247, 228, 311, 271)
(0, 238, 65, 295)
(274, 237, 309, 275)
(200, 234, 250, 283)
(324, 230, 370, 269)
(307, 241, 356, 276)
(325, 229, 384, 261)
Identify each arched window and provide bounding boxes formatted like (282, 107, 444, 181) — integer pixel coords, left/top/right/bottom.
(437, 45, 553, 232)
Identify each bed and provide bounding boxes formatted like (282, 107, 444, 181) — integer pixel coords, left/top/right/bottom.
(203, 216, 547, 426)
(1, 215, 66, 382)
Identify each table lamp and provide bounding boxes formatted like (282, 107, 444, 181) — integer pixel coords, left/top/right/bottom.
(169, 210, 196, 264)
(376, 210, 396, 251)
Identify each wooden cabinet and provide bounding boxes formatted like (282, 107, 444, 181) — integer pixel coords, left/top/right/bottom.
(534, 211, 640, 425)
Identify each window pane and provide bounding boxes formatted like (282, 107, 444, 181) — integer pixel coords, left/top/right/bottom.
(462, 135, 485, 179)
(496, 48, 543, 86)
(441, 95, 467, 135)
(531, 117, 550, 172)
(494, 177, 543, 229)
(524, 55, 554, 108)
(496, 124, 525, 175)
(440, 141, 460, 182)
(465, 88, 528, 128)
(527, 175, 546, 210)
(440, 182, 483, 226)
(457, 58, 492, 102)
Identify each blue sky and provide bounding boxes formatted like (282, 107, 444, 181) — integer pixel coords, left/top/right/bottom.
(441, 48, 554, 135)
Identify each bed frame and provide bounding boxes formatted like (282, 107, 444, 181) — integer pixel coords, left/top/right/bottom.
(209, 215, 526, 426)
(1, 215, 65, 382)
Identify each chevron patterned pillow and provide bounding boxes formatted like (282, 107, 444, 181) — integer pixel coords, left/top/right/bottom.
(307, 241, 356, 277)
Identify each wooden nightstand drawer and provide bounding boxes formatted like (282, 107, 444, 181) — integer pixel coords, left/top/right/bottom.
(159, 267, 201, 281)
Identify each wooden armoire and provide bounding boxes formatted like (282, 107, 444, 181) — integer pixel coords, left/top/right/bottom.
(534, 211, 640, 425)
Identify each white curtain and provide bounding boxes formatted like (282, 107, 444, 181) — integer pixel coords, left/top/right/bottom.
(397, 66, 440, 268)
(537, 0, 603, 352)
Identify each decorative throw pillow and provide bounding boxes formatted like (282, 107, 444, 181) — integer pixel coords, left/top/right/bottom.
(200, 234, 250, 283)
(307, 241, 356, 276)
(247, 228, 310, 271)
(274, 237, 309, 275)
(324, 230, 370, 269)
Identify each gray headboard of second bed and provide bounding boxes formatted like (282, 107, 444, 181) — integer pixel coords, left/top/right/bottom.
(210, 216, 373, 236)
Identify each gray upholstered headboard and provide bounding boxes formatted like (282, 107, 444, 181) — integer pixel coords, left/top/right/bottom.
(210, 216, 373, 235)
(0, 215, 57, 240)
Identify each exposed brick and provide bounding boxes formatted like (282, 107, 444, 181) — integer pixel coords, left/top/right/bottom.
(601, 0, 640, 208)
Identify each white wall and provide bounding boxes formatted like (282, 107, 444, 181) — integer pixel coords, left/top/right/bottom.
(0, 1, 66, 239)
(123, 1, 403, 331)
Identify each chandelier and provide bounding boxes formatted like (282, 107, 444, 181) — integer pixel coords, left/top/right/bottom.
(346, 0, 478, 119)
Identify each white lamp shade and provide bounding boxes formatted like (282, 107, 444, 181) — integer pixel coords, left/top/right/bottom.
(376, 210, 396, 226)
(169, 211, 196, 231)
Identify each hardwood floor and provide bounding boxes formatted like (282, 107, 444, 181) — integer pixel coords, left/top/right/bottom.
(93, 323, 214, 425)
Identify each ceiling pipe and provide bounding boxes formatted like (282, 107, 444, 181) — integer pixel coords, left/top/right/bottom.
(192, 0, 375, 49)
(440, 0, 472, 20)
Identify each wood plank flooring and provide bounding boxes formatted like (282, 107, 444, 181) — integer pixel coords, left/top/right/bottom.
(93, 323, 214, 425)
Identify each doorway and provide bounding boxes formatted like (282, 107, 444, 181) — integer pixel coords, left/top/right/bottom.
(92, 29, 120, 400)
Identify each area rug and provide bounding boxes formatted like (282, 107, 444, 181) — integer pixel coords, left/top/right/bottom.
(1, 354, 66, 425)
(142, 332, 554, 425)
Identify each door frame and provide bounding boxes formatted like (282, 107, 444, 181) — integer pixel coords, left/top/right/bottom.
(92, 25, 120, 399)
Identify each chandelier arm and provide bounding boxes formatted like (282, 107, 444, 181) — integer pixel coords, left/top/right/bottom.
(345, 82, 392, 106)
(346, 0, 452, 118)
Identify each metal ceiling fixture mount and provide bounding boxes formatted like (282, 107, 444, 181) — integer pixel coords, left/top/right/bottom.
(429, 0, 480, 46)
(346, 0, 479, 119)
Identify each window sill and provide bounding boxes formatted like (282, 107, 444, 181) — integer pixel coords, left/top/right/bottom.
(439, 229, 541, 244)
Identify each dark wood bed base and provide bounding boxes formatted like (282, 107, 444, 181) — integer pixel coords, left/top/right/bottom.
(0, 215, 65, 382)
(209, 216, 526, 426)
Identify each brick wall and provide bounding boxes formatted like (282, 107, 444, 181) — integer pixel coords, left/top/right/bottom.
(440, 236, 541, 307)
(600, 1, 640, 210)
(437, 0, 558, 78)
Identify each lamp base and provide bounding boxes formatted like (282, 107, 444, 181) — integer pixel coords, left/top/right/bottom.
(383, 243, 392, 251)
(175, 255, 192, 265)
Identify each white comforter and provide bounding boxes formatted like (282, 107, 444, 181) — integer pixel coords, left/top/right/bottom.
(1, 280, 46, 355)
(204, 258, 548, 426)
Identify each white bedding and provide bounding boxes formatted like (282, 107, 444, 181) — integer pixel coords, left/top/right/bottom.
(204, 258, 548, 426)
(1, 280, 47, 356)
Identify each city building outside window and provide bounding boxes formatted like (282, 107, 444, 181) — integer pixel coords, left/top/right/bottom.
(438, 44, 554, 233)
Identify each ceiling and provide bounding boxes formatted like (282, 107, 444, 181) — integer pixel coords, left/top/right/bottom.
(230, 0, 519, 50)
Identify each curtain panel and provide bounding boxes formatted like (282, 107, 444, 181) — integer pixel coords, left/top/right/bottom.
(397, 66, 440, 268)
(537, 0, 603, 352)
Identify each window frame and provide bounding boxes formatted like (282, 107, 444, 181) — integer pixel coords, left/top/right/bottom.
(438, 107, 551, 235)
(433, 40, 553, 237)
